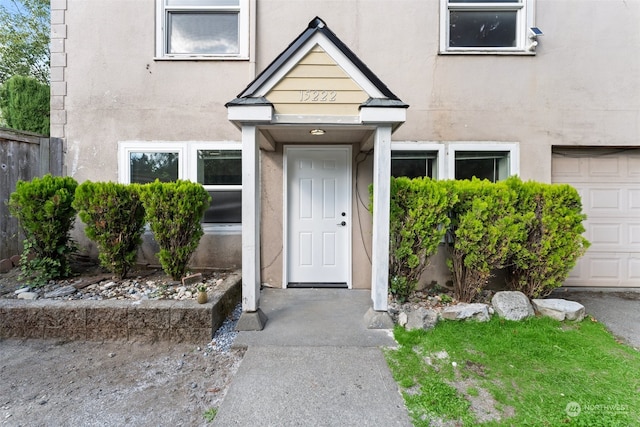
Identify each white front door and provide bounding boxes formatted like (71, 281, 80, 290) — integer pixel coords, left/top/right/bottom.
(285, 146, 351, 287)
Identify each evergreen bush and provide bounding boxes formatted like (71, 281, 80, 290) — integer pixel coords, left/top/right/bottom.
(388, 177, 456, 301)
(445, 178, 526, 302)
(505, 178, 590, 298)
(8, 174, 78, 285)
(140, 180, 210, 280)
(0, 75, 50, 135)
(73, 181, 146, 279)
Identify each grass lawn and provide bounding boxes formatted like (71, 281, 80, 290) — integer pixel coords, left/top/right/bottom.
(385, 316, 640, 426)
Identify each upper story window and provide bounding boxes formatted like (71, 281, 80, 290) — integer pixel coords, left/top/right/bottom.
(155, 0, 249, 59)
(440, 0, 536, 54)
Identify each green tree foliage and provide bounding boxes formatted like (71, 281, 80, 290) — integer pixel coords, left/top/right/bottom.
(140, 180, 211, 280)
(8, 174, 78, 285)
(0, 74, 49, 134)
(387, 177, 457, 301)
(505, 177, 590, 298)
(0, 0, 50, 85)
(445, 179, 527, 302)
(73, 182, 146, 279)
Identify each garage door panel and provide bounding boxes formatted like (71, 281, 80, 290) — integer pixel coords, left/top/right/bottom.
(631, 225, 640, 245)
(564, 254, 638, 287)
(631, 257, 640, 281)
(588, 156, 622, 177)
(589, 223, 621, 245)
(630, 189, 640, 210)
(629, 155, 640, 178)
(585, 220, 640, 250)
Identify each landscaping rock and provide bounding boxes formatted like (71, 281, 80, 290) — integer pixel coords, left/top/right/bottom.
(14, 287, 30, 295)
(397, 311, 408, 327)
(10, 255, 21, 266)
(406, 307, 439, 330)
(492, 291, 534, 321)
(17, 292, 39, 300)
(532, 299, 585, 322)
(0, 258, 13, 273)
(442, 303, 490, 322)
(44, 285, 77, 299)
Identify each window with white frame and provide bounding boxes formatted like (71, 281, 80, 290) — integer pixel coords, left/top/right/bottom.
(391, 152, 438, 179)
(448, 143, 519, 182)
(440, 0, 536, 54)
(119, 142, 242, 224)
(391, 142, 518, 182)
(155, 0, 249, 59)
(391, 143, 445, 179)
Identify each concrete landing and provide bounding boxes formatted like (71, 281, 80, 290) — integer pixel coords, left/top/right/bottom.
(233, 288, 397, 347)
(215, 288, 411, 426)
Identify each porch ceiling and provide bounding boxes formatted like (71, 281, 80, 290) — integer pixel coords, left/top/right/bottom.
(261, 125, 374, 144)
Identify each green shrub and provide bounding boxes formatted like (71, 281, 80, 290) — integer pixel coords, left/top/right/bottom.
(8, 174, 78, 285)
(140, 180, 210, 280)
(387, 177, 456, 301)
(505, 178, 590, 298)
(0, 75, 49, 135)
(73, 181, 146, 279)
(445, 178, 526, 302)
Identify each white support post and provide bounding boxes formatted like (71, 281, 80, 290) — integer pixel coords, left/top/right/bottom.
(241, 125, 261, 312)
(371, 125, 392, 312)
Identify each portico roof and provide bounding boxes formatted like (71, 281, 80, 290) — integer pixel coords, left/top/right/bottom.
(226, 17, 407, 134)
(227, 17, 407, 106)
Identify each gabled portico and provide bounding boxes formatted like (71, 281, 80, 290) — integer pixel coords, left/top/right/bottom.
(226, 17, 407, 330)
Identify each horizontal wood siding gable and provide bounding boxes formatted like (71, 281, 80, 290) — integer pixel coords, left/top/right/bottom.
(267, 45, 368, 116)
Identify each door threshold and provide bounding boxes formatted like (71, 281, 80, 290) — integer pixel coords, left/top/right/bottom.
(287, 282, 348, 289)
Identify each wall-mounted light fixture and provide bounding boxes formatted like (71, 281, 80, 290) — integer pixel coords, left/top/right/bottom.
(310, 129, 326, 136)
(528, 27, 543, 52)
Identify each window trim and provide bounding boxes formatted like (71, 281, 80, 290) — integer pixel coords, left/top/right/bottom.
(439, 0, 536, 55)
(155, 0, 250, 60)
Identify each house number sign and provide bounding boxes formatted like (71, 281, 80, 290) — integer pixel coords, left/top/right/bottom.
(299, 90, 337, 102)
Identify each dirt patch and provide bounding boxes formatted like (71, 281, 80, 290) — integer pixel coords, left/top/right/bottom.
(0, 338, 244, 426)
(0, 257, 244, 425)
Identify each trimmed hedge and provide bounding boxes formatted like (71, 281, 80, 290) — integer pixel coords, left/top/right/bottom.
(8, 174, 78, 285)
(505, 177, 590, 298)
(140, 180, 211, 280)
(378, 177, 590, 303)
(73, 181, 146, 279)
(387, 177, 457, 301)
(445, 178, 526, 302)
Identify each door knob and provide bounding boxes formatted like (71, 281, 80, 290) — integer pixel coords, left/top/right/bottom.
(337, 221, 346, 226)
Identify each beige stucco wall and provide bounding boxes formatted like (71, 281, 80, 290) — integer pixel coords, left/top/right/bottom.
(57, 0, 639, 283)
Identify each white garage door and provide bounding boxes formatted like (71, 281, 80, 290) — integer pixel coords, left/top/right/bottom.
(552, 148, 640, 287)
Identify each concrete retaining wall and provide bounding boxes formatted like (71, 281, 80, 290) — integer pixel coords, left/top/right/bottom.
(0, 272, 241, 343)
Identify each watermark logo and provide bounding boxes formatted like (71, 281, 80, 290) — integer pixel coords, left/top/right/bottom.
(565, 402, 581, 417)
(565, 401, 629, 418)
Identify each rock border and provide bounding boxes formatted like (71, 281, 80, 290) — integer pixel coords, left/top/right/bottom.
(0, 270, 241, 343)
(394, 290, 586, 331)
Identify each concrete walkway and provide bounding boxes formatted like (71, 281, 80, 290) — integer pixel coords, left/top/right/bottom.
(213, 289, 412, 426)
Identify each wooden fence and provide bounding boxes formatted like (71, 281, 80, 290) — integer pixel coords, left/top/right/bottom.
(0, 127, 64, 260)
